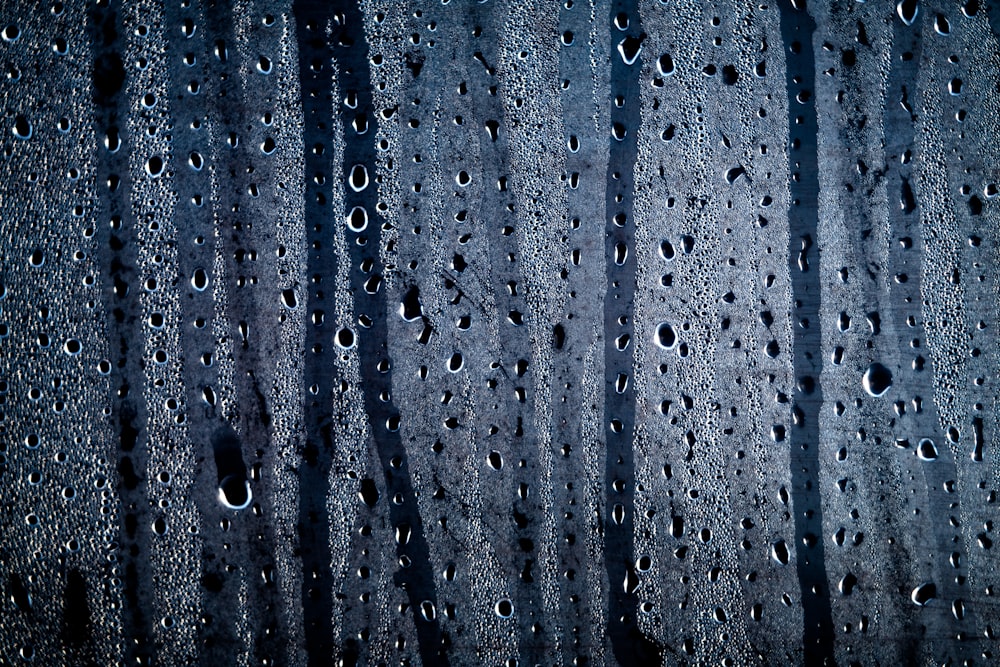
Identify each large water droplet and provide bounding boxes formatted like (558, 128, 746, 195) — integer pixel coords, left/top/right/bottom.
(862, 362, 892, 397)
(655, 322, 676, 350)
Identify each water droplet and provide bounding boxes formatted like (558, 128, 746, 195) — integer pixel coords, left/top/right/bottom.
(2, 24, 20, 42)
(400, 286, 423, 322)
(897, 0, 918, 25)
(346, 206, 368, 232)
(494, 598, 513, 618)
(917, 438, 938, 461)
(218, 476, 252, 510)
(335, 327, 356, 350)
(655, 322, 676, 350)
(191, 268, 209, 291)
(934, 13, 950, 34)
(657, 53, 675, 76)
(771, 540, 789, 565)
(911, 582, 936, 606)
(349, 164, 369, 191)
(146, 155, 164, 177)
(617, 35, 643, 65)
(12, 115, 31, 140)
(839, 572, 858, 596)
(359, 478, 379, 507)
(862, 362, 892, 397)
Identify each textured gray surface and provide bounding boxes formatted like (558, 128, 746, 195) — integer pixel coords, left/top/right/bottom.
(1, 0, 999, 665)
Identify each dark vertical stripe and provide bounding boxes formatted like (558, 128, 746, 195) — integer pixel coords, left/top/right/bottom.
(777, 2, 836, 663)
(86, 3, 154, 665)
(884, 10, 972, 648)
(328, 5, 449, 665)
(468, 4, 549, 661)
(195, 1, 287, 662)
(316, 0, 447, 665)
(290, 2, 338, 663)
(169, 0, 242, 659)
(61, 569, 95, 666)
(604, 2, 660, 664)
(984, 1, 1000, 37)
(552, 0, 609, 660)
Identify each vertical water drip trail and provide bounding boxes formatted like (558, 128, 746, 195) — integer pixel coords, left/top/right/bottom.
(172, 0, 242, 658)
(197, 1, 287, 660)
(61, 568, 94, 664)
(604, 1, 659, 663)
(473, 4, 548, 662)
(86, 2, 154, 664)
(291, 1, 337, 663)
(777, 2, 836, 663)
(330, 4, 448, 665)
(886, 11, 969, 653)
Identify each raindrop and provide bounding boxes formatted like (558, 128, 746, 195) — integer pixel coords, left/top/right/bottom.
(494, 598, 513, 618)
(617, 35, 643, 65)
(897, 0, 918, 25)
(771, 540, 789, 565)
(839, 572, 858, 596)
(657, 53, 675, 76)
(335, 327, 356, 350)
(911, 582, 936, 606)
(359, 479, 379, 507)
(614, 242, 628, 265)
(917, 438, 938, 461)
(349, 164, 369, 191)
(725, 166, 746, 184)
(280, 288, 297, 310)
(862, 362, 892, 397)
(12, 115, 31, 140)
(191, 268, 208, 291)
(655, 322, 676, 350)
(218, 476, 252, 510)
(721, 64, 738, 85)
(400, 286, 423, 322)
(146, 155, 164, 177)
(346, 206, 368, 232)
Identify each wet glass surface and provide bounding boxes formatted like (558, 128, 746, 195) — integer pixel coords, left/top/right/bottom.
(1, 0, 1000, 665)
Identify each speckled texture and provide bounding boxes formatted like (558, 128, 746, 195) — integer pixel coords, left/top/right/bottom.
(1, 1, 999, 665)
